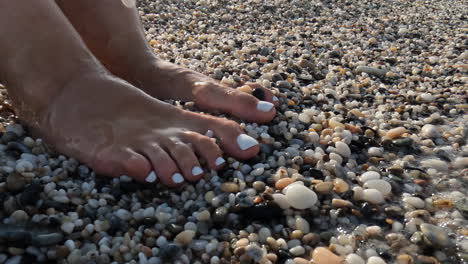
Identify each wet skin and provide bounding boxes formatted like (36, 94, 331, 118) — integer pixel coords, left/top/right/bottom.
(0, 0, 276, 187)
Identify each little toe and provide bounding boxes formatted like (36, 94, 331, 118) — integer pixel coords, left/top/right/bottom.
(121, 150, 153, 183)
(89, 148, 152, 182)
(181, 131, 224, 170)
(141, 144, 183, 188)
(164, 139, 204, 182)
(194, 81, 276, 123)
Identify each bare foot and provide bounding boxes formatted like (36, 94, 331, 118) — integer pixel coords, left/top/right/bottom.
(0, 0, 260, 187)
(55, 0, 279, 124)
(40, 72, 260, 187)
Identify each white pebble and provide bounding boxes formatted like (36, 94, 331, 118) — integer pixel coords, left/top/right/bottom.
(367, 256, 386, 264)
(420, 159, 448, 171)
(298, 113, 311, 123)
(363, 180, 392, 195)
(15, 160, 34, 173)
(420, 93, 434, 103)
(335, 141, 351, 158)
(295, 216, 310, 234)
(346, 253, 365, 264)
(366, 226, 382, 236)
(421, 124, 440, 138)
(272, 193, 291, 209)
(143, 207, 155, 218)
(289, 246, 305, 256)
(360, 171, 381, 182)
(368, 147, 383, 157)
(61, 222, 75, 234)
(115, 209, 132, 221)
(362, 189, 384, 204)
(64, 240, 75, 251)
(452, 157, 468, 169)
(284, 185, 317, 209)
(403, 196, 425, 208)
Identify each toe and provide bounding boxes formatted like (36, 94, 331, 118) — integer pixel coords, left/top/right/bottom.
(121, 150, 153, 182)
(180, 131, 224, 170)
(194, 81, 276, 124)
(89, 148, 152, 182)
(163, 139, 204, 182)
(206, 119, 260, 160)
(141, 144, 183, 188)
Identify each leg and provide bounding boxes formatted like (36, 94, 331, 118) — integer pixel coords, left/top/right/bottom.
(54, 0, 278, 124)
(0, 0, 260, 187)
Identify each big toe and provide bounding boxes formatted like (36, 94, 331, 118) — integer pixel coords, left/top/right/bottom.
(193, 81, 276, 124)
(200, 118, 260, 160)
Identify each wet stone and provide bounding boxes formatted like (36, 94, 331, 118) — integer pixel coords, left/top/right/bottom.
(420, 223, 454, 248)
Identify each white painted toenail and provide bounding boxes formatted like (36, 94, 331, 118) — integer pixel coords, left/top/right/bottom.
(192, 166, 203, 176)
(172, 173, 184, 183)
(237, 134, 259, 150)
(215, 157, 226, 166)
(256, 101, 274, 112)
(145, 171, 157, 183)
(273, 96, 279, 102)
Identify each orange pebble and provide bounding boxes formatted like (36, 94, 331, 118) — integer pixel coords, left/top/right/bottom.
(275, 178, 294, 190)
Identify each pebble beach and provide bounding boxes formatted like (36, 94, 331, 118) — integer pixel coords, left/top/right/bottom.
(0, 0, 467, 263)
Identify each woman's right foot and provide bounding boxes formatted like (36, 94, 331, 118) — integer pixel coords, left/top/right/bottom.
(32, 72, 260, 187)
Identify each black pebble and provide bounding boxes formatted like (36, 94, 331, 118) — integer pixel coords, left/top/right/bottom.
(159, 243, 182, 261)
(19, 183, 42, 206)
(252, 88, 265, 100)
(240, 202, 282, 221)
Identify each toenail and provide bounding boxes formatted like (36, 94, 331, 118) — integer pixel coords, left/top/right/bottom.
(273, 96, 279, 102)
(145, 171, 157, 183)
(215, 157, 226, 166)
(237, 134, 259, 150)
(172, 173, 184, 183)
(192, 166, 203, 176)
(256, 101, 274, 112)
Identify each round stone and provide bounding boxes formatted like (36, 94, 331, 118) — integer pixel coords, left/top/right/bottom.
(174, 230, 195, 246)
(61, 222, 75, 234)
(333, 178, 349, 193)
(385, 127, 407, 139)
(335, 142, 351, 158)
(367, 256, 386, 264)
(362, 189, 384, 204)
(420, 223, 453, 248)
(10, 210, 29, 223)
(221, 182, 239, 193)
(272, 193, 291, 209)
(311, 247, 344, 264)
(284, 184, 317, 210)
(345, 253, 365, 264)
(421, 124, 440, 138)
(363, 179, 392, 195)
(403, 196, 425, 209)
(360, 171, 381, 182)
(275, 178, 294, 190)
